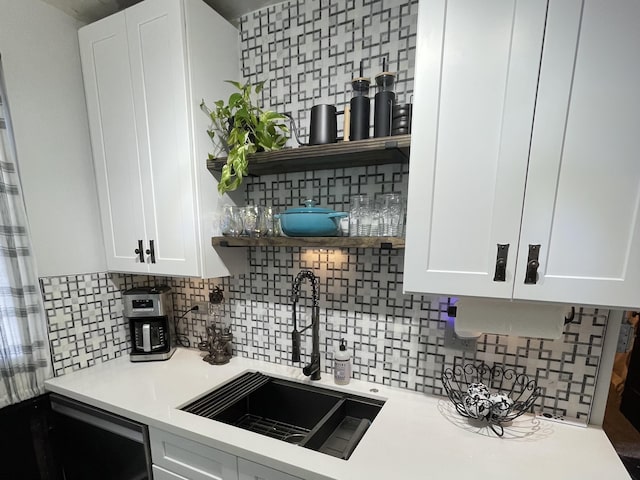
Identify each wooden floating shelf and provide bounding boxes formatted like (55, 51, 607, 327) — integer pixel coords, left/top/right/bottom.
(206, 134, 411, 176)
(212, 236, 405, 250)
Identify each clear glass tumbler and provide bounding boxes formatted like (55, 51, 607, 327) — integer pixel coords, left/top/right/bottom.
(349, 194, 372, 236)
(241, 205, 266, 237)
(220, 205, 243, 237)
(379, 193, 404, 236)
(240, 206, 253, 236)
(370, 197, 382, 236)
(263, 206, 275, 236)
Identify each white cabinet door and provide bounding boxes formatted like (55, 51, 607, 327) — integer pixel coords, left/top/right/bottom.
(404, 0, 547, 298)
(514, 0, 640, 309)
(237, 458, 302, 480)
(126, 0, 200, 277)
(150, 427, 239, 480)
(79, 14, 147, 273)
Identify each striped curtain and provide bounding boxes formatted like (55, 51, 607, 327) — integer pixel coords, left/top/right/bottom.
(0, 61, 52, 408)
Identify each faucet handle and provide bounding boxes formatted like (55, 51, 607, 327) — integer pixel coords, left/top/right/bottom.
(291, 330, 301, 362)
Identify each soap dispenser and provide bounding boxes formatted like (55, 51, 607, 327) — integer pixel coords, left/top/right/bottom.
(334, 339, 352, 385)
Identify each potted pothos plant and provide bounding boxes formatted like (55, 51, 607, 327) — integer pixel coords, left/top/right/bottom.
(201, 80, 288, 194)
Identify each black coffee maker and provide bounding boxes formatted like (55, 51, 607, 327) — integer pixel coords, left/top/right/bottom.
(124, 286, 175, 362)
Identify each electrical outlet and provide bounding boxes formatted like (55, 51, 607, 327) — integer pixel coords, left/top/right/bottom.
(617, 322, 634, 353)
(444, 318, 477, 352)
(536, 412, 587, 428)
(192, 301, 216, 316)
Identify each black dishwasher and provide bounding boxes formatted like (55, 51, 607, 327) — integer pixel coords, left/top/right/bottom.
(49, 394, 152, 480)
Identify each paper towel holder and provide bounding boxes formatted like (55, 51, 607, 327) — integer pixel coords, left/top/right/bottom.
(453, 300, 576, 326)
(453, 301, 576, 327)
(447, 303, 483, 339)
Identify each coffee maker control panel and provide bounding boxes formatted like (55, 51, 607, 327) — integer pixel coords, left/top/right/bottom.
(123, 286, 172, 317)
(131, 299, 154, 310)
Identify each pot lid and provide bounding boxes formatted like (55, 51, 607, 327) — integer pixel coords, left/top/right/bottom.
(282, 199, 336, 214)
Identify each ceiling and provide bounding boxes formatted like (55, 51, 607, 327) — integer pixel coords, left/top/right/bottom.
(41, 0, 285, 24)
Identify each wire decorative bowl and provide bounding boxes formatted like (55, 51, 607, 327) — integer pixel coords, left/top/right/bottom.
(442, 364, 540, 436)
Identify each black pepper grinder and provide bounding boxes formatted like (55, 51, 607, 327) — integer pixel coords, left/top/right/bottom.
(373, 58, 396, 138)
(349, 60, 371, 141)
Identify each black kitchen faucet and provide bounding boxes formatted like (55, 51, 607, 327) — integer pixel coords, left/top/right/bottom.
(291, 270, 321, 380)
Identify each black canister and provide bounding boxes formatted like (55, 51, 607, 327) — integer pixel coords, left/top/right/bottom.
(374, 71, 396, 138)
(349, 77, 370, 141)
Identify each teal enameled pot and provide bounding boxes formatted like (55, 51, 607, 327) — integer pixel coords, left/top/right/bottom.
(275, 200, 347, 237)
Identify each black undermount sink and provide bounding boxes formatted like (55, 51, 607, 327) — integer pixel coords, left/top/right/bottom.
(181, 372, 385, 460)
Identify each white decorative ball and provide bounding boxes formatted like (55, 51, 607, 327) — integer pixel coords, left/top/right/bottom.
(489, 393, 514, 418)
(463, 393, 492, 419)
(467, 382, 490, 398)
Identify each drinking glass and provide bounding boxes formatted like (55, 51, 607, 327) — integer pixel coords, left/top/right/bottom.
(370, 198, 382, 236)
(220, 205, 243, 237)
(349, 194, 372, 236)
(379, 193, 404, 236)
(241, 206, 267, 237)
(263, 206, 275, 236)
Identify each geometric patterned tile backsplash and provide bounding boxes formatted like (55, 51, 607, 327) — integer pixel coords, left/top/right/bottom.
(41, 273, 130, 376)
(41, 265, 609, 423)
(240, 0, 419, 143)
(40, 0, 610, 426)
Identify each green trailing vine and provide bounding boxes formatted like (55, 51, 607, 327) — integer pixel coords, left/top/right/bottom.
(201, 80, 288, 194)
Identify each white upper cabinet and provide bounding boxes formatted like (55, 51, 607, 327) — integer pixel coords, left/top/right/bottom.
(514, 0, 640, 308)
(79, 0, 243, 278)
(404, 0, 640, 309)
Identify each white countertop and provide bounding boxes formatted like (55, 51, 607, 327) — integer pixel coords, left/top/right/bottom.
(45, 348, 630, 480)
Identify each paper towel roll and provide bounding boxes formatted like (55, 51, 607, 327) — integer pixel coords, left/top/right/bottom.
(454, 298, 568, 339)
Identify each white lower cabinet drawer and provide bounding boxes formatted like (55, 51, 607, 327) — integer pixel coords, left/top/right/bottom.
(238, 458, 303, 480)
(153, 465, 189, 480)
(149, 427, 238, 480)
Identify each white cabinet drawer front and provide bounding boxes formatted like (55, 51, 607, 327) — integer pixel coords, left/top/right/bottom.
(238, 458, 302, 480)
(153, 465, 190, 480)
(150, 427, 238, 480)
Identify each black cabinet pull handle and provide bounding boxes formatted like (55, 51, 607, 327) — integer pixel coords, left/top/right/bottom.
(134, 240, 144, 262)
(493, 244, 509, 282)
(146, 240, 156, 264)
(524, 244, 541, 284)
